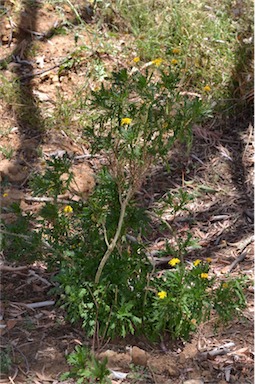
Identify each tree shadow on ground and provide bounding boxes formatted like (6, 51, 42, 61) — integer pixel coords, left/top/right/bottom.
(0, 0, 93, 172)
(12, 0, 45, 164)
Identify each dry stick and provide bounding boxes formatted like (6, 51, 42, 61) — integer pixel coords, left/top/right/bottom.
(23, 195, 75, 204)
(227, 251, 247, 273)
(94, 187, 133, 284)
(199, 342, 235, 361)
(19, 62, 63, 80)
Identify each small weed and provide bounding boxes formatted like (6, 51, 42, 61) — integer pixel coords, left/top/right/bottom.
(61, 345, 110, 384)
(0, 346, 13, 374)
(0, 146, 15, 159)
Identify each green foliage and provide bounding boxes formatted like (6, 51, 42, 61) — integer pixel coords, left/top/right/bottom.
(1, 61, 248, 344)
(146, 260, 248, 340)
(213, 278, 247, 324)
(85, 65, 205, 170)
(58, 46, 88, 75)
(0, 347, 12, 374)
(61, 345, 110, 384)
(2, 203, 43, 262)
(0, 146, 14, 159)
(147, 259, 214, 340)
(30, 155, 73, 200)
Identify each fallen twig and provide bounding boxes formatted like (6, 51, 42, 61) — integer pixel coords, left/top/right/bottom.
(23, 195, 74, 204)
(228, 235, 254, 253)
(227, 251, 247, 273)
(198, 342, 235, 360)
(19, 62, 63, 81)
(19, 301, 55, 309)
(28, 270, 52, 287)
(0, 265, 28, 272)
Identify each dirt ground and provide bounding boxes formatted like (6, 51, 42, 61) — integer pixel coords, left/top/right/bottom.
(0, 2, 254, 384)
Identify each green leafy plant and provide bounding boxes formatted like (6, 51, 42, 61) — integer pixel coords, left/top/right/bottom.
(30, 155, 73, 200)
(2, 59, 248, 345)
(83, 63, 207, 284)
(0, 347, 12, 374)
(61, 345, 110, 384)
(147, 258, 247, 340)
(0, 146, 14, 159)
(213, 278, 247, 324)
(1, 202, 43, 262)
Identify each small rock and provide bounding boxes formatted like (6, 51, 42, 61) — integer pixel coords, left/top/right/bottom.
(183, 380, 204, 384)
(99, 349, 116, 360)
(0, 160, 28, 183)
(51, 74, 59, 83)
(70, 164, 95, 199)
(131, 346, 148, 366)
(98, 350, 131, 369)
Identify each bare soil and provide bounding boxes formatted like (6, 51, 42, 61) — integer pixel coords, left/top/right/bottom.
(0, 2, 254, 384)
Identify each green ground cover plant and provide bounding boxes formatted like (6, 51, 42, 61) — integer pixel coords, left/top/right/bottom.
(61, 345, 110, 384)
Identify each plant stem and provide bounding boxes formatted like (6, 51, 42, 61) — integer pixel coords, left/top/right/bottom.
(94, 186, 133, 284)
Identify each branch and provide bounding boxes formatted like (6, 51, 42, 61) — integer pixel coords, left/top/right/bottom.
(227, 251, 247, 273)
(94, 187, 133, 284)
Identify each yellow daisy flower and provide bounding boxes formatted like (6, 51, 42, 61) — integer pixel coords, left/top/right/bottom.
(203, 85, 211, 92)
(133, 57, 140, 63)
(2, 193, 8, 198)
(172, 48, 181, 54)
(64, 205, 73, 213)
(168, 258, 181, 267)
(200, 273, 209, 279)
(206, 257, 212, 263)
(193, 259, 202, 267)
(121, 118, 132, 126)
(157, 291, 167, 299)
(152, 58, 163, 67)
(171, 59, 178, 65)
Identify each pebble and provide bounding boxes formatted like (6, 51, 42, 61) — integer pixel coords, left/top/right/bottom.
(131, 346, 148, 366)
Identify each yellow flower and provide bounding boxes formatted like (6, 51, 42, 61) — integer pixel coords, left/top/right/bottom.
(121, 118, 132, 126)
(64, 205, 73, 213)
(172, 48, 181, 54)
(171, 59, 178, 65)
(168, 258, 181, 267)
(200, 273, 209, 279)
(2, 193, 8, 198)
(191, 318, 197, 325)
(206, 257, 212, 263)
(193, 259, 201, 267)
(222, 283, 228, 289)
(133, 57, 140, 63)
(203, 85, 211, 92)
(152, 58, 163, 67)
(157, 291, 167, 299)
